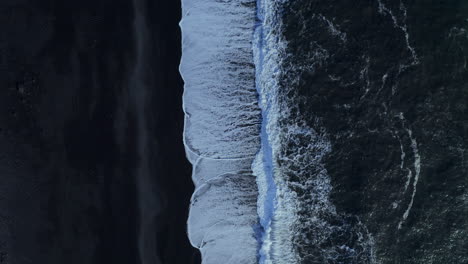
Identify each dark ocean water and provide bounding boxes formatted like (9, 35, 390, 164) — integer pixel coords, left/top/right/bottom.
(276, 0, 468, 263)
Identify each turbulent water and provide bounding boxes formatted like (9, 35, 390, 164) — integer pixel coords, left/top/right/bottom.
(181, 0, 468, 263)
(253, 1, 374, 263)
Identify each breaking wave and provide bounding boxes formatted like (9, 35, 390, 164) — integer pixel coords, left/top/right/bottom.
(180, 0, 261, 263)
(180, 0, 374, 263)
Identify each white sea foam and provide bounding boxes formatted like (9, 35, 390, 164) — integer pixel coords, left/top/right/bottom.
(188, 173, 259, 264)
(182, 0, 375, 262)
(377, 0, 419, 66)
(398, 128, 421, 229)
(180, 0, 261, 262)
(180, 0, 260, 160)
(191, 157, 253, 187)
(253, 0, 295, 262)
(254, 0, 331, 262)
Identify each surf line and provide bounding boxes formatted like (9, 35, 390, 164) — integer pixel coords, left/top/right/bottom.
(253, 0, 277, 262)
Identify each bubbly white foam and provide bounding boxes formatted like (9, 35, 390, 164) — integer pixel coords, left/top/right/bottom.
(188, 173, 259, 264)
(182, 0, 375, 262)
(180, 0, 260, 160)
(377, 0, 419, 66)
(253, 0, 304, 262)
(180, 0, 261, 262)
(398, 128, 421, 229)
(191, 157, 254, 187)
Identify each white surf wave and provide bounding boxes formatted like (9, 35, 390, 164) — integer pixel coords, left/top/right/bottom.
(181, 0, 374, 262)
(180, 0, 260, 160)
(180, 0, 261, 263)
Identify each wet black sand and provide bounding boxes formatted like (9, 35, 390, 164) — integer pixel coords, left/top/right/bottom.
(0, 0, 200, 263)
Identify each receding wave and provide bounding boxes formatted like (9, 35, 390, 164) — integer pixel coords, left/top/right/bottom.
(181, 0, 374, 263)
(179, 0, 261, 263)
(180, 0, 260, 160)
